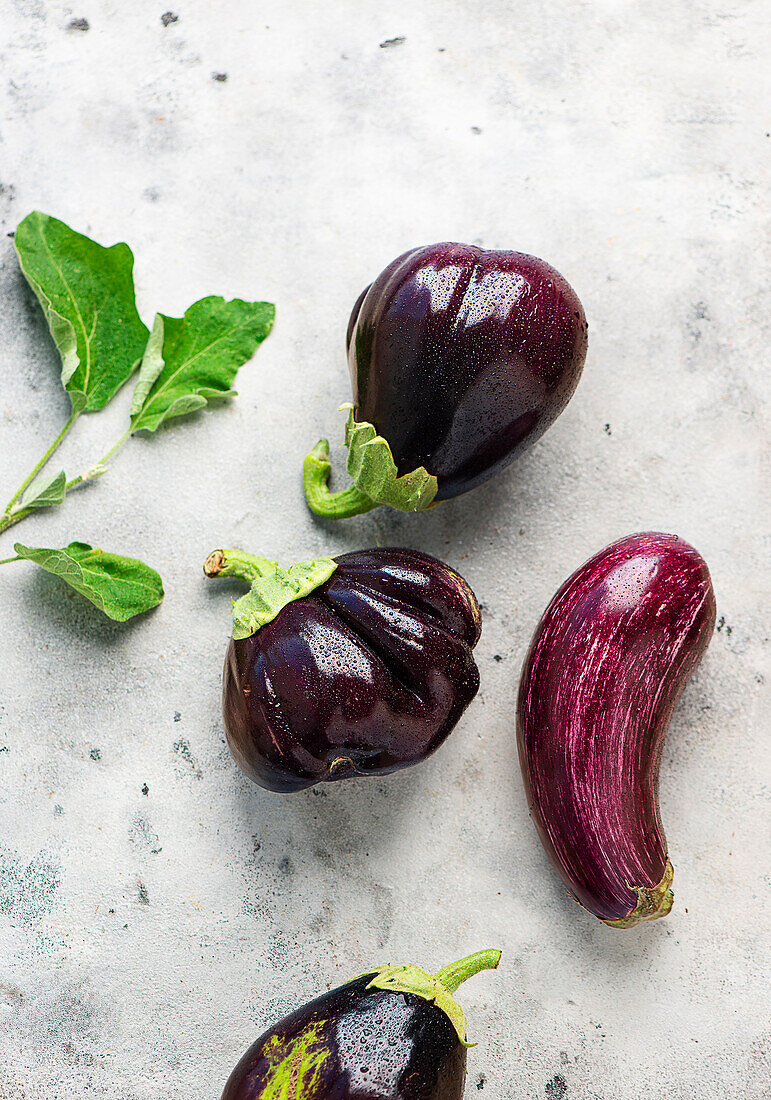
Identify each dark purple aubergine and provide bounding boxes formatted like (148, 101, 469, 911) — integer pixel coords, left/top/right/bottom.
(517, 532, 716, 927)
(303, 242, 587, 519)
(221, 950, 500, 1100)
(204, 545, 481, 793)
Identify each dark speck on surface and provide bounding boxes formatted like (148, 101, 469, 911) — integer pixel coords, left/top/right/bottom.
(278, 855, 293, 875)
(173, 711, 181, 722)
(173, 737, 203, 779)
(0, 984, 23, 1006)
(212, 72, 228, 82)
(67, 17, 90, 32)
(546, 1075, 568, 1099)
(161, 11, 179, 26)
(476, 1074, 486, 1090)
(90, 748, 101, 761)
(716, 616, 732, 636)
(380, 36, 406, 48)
(141, 783, 149, 796)
(604, 423, 612, 435)
(137, 881, 150, 905)
(493, 654, 503, 662)
(53, 804, 64, 816)
(471, 126, 482, 134)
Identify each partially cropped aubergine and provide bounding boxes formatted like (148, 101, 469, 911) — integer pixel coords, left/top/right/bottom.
(517, 532, 716, 927)
(204, 546, 481, 792)
(304, 242, 587, 519)
(221, 950, 500, 1100)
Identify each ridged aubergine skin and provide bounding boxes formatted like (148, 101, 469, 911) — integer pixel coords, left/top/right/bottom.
(347, 242, 588, 501)
(220, 975, 466, 1100)
(517, 533, 716, 923)
(223, 548, 481, 793)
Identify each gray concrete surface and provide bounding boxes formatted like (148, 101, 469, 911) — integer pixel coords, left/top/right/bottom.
(0, 2, 768, 1096)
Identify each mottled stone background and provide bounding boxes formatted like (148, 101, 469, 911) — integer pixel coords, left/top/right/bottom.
(0, 2, 768, 1097)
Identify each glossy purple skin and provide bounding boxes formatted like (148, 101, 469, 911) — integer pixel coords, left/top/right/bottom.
(347, 242, 587, 501)
(221, 975, 465, 1100)
(223, 548, 481, 793)
(517, 533, 716, 922)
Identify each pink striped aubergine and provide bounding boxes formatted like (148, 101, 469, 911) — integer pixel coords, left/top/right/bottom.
(517, 532, 716, 928)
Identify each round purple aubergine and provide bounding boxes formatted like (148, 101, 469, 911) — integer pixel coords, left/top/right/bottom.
(304, 242, 588, 519)
(517, 532, 716, 927)
(204, 546, 481, 793)
(220, 950, 500, 1100)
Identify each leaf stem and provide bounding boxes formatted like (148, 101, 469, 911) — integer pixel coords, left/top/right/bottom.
(65, 425, 134, 495)
(2, 411, 79, 516)
(0, 510, 32, 538)
(0, 555, 20, 566)
(95, 426, 134, 470)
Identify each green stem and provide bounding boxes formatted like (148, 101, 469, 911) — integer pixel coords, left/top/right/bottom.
(203, 549, 276, 584)
(303, 439, 378, 519)
(0, 510, 31, 537)
(0, 555, 20, 566)
(62, 425, 134, 498)
(95, 426, 134, 470)
(2, 411, 79, 515)
(433, 949, 502, 995)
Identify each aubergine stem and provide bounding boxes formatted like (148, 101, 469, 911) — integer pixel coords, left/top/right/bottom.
(432, 949, 502, 994)
(603, 860, 674, 929)
(204, 548, 276, 583)
(365, 949, 502, 1046)
(204, 548, 339, 641)
(303, 438, 380, 519)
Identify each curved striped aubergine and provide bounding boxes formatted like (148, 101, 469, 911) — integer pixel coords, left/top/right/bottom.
(205, 546, 481, 793)
(517, 532, 716, 927)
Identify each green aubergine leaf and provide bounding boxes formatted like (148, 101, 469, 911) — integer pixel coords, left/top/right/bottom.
(14, 541, 164, 621)
(129, 296, 275, 433)
(14, 469, 67, 513)
(14, 212, 149, 413)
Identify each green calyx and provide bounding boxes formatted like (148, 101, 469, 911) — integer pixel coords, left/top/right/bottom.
(204, 549, 337, 640)
(303, 404, 439, 519)
(603, 860, 675, 929)
(355, 948, 501, 1047)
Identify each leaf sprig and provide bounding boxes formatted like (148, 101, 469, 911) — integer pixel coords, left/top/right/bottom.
(0, 212, 275, 621)
(12, 542, 165, 621)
